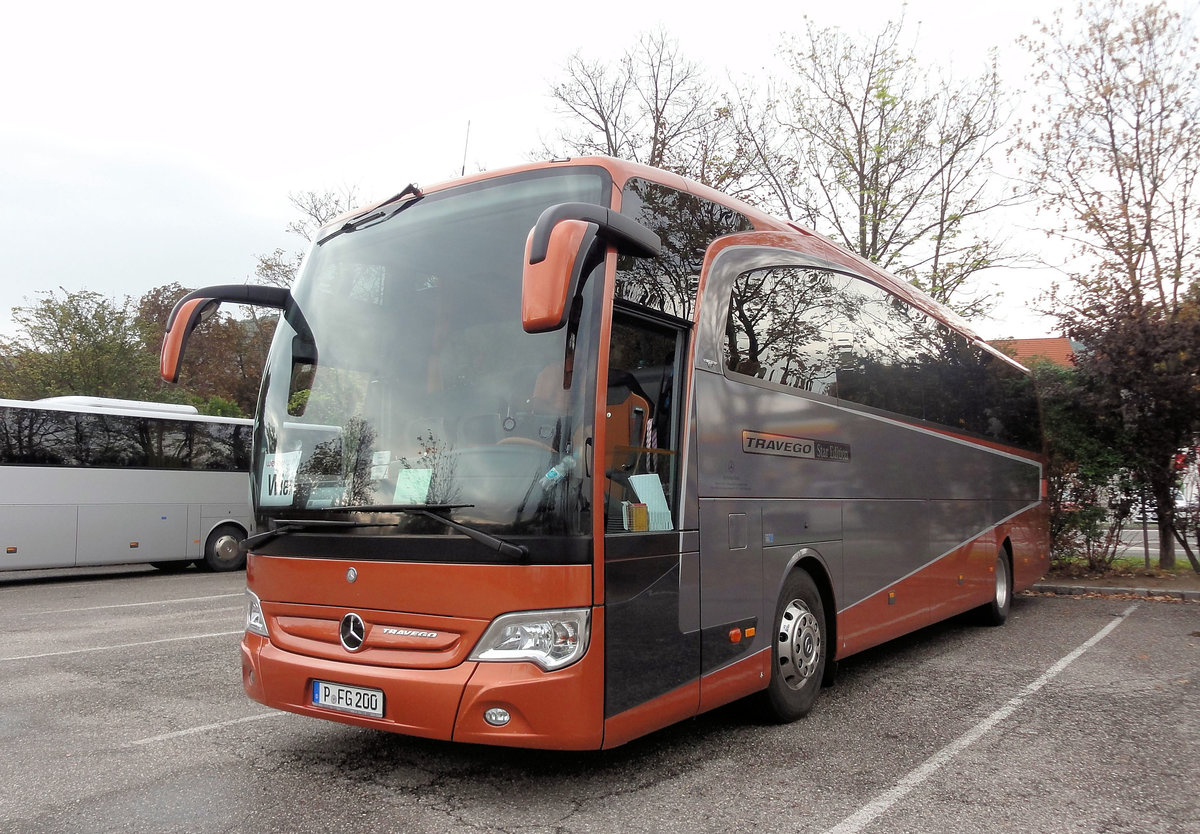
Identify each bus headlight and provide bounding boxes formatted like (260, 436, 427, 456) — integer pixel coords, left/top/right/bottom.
(470, 608, 590, 671)
(244, 589, 269, 637)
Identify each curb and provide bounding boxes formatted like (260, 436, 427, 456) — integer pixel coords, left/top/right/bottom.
(1030, 583, 1200, 602)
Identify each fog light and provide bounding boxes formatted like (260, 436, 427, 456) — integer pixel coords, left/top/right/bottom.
(484, 708, 511, 727)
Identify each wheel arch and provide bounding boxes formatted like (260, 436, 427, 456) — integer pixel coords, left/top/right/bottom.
(203, 517, 249, 543)
(777, 548, 838, 673)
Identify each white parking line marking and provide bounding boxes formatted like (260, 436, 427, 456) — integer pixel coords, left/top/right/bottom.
(0, 631, 243, 662)
(822, 604, 1140, 834)
(23, 593, 242, 616)
(128, 712, 283, 746)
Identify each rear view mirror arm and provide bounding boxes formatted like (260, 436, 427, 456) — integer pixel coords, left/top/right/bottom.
(527, 202, 660, 265)
(161, 284, 315, 384)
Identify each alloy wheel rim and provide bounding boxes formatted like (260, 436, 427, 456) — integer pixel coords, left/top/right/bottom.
(778, 598, 821, 690)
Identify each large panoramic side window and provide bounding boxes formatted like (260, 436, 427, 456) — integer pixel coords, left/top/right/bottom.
(723, 266, 1041, 451)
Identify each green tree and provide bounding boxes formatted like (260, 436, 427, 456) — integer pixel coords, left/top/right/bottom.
(1019, 0, 1200, 571)
(137, 283, 275, 416)
(0, 288, 164, 401)
(1030, 360, 1136, 570)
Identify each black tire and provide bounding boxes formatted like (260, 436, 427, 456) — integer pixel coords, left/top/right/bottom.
(974, 551, 1012, 626)
(759, 569, 827, 723)
(199, 523, 246, 572)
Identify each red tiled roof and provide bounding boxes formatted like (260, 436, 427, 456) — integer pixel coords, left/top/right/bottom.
(990, 337, 1076, 368)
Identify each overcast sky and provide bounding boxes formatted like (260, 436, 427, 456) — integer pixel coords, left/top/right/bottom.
(1, 0, 1169, 342)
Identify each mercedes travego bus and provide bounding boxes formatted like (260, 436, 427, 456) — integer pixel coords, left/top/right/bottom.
(161, 157, 1048, 749)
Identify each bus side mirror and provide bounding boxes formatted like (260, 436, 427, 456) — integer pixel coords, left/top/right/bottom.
(522, 202, 661, 334)
(160, 297, 220, 383)
(160, 284, 293, 383)
(522, 220, 599, 333)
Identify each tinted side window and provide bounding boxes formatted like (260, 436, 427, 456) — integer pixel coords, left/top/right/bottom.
(724, 267, 1041, 451)
(0, 406, 251, 470)
(724, 268, 857, 394)
(617, 179, 753, 320)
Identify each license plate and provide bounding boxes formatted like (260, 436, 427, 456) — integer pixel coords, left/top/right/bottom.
(312, 680, 384, 718)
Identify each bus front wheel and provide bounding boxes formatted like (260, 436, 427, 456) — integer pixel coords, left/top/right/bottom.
(201, 524, 246, 572)
(760, 568, 827, 723)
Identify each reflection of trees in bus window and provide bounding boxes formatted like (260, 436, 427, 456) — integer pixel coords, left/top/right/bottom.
(725, 268, 861, 393)
(724, 267, 1040, 451)
(0, 407, 250, 470)
(617, 179, 752, 320)
(296, 416, 379, 506)
(311, 262, 386, 306)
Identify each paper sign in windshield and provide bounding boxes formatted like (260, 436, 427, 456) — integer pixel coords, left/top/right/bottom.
(393, 469, 433, 504)
(261, 450, 302, 506)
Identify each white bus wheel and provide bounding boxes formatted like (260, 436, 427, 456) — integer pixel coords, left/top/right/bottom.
(201, 524, 246, 572)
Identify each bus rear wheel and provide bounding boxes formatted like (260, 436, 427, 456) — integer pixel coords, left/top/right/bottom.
(974, 551, 1012, 626)
(759, 568, 826, 723)
(200, 524, 246, 572)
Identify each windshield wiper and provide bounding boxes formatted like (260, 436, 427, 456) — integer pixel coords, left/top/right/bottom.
(316, 183, 423, 245)
(245, 503, 530, 560)
(240, 516, 412, 552)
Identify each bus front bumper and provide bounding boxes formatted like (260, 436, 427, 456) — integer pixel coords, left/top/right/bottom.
(240, 631, 605, 750)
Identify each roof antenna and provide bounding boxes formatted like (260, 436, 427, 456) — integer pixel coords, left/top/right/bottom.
(461, 120, 471, 177)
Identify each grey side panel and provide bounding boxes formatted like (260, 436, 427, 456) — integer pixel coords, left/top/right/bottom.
(698, 498, 843, 672)
(604, 534, 700, 717)
(691, 244, 1042, 615)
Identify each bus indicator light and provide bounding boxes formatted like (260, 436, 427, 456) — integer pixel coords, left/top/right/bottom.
(5, 547, 15, 554)
(729, 628, 742, 643)
(129, 542, 139, 549)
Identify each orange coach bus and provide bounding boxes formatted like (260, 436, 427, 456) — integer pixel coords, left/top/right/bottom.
(161, 157, 1048, 749)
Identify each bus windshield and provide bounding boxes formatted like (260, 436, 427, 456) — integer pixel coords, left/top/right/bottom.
(254, 169, 609, 540)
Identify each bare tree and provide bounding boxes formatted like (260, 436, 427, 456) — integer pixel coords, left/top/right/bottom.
(1019, 0, 1200, 571)
(737, 17, 1017, 318)
(542, 29, 757, 195)
(253, 187, 360, 288)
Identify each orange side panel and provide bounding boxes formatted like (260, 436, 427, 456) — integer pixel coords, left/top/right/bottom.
(698, 649, 770, 714)
(602, 679, 700, 749)
(837, 503, 1049, 659)
(248, 555, 592, 619)
(1008, 503, 1051, 591)
(453, 607, 606, 750)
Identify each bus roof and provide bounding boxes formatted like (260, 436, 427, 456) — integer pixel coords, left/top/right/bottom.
(321, 156, 995, 352)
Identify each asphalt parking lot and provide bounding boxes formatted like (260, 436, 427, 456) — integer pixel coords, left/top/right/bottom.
(1, 565, 1196, 834)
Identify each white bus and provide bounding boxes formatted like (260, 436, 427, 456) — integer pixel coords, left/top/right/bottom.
(0, 396, 253, 572)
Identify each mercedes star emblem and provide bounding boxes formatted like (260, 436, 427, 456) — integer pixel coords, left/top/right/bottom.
(339, 612, 367, 652)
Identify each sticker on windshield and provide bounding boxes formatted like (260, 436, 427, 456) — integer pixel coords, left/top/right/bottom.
(306, 483, 348, 508)
(393, 468, 432, 504)
(261, 450, 302, 506)
(370, 450, 392, 481)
